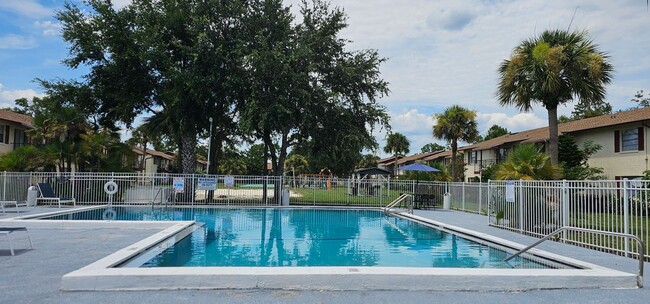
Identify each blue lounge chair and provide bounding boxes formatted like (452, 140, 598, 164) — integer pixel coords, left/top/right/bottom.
(36, 183, 76, 208)
(0, 227, 33, 256)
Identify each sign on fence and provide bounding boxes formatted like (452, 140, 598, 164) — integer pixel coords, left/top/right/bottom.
(173, 177, 185, 193)
(197, 177, 217, 190)
(224, 176, 235, 188)
(505, 180, 515, 202)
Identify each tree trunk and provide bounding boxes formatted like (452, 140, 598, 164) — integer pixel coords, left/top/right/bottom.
(451, 139, 458, 182)
(180, 134, 197, 174)
(547, 106, 559, 165)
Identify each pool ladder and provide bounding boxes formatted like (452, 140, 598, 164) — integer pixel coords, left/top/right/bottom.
(383, 193, 414, 215)
(150, 188, 172, 209)
(503, 226, 645, 288)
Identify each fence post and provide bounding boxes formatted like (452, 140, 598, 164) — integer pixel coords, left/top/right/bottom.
(191, 174, 195, 206)
(2, 171, 6, 201)
(623, 178, 630, 257)
(562, 180, 569, 243)
(462, 182, 466, 211)
(71, 171, 76, 201)
(518, 179, 524, 232)
(486, 180, 491, 223)
(478, 181, 483, 214)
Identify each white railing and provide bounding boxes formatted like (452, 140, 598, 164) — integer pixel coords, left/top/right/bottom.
(488, 179, 650, 260)
(3, 171, 648, 259)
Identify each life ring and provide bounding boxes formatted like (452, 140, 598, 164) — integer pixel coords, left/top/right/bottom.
(104, 181, 118, 195)
(102, 208, 117, 220)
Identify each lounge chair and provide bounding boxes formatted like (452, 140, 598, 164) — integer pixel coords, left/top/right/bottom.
(0, 227, 33, 256)
(36, 183, 76, 208)
(0, 200, 27, 214)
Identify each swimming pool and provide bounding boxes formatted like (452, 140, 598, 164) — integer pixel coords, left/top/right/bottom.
(40, 207, 556, 269)
(25, 206, 636, 291)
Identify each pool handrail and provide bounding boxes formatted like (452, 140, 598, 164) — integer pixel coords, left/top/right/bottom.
(384, 193, 414, 215)
(503, 226, 644, 288)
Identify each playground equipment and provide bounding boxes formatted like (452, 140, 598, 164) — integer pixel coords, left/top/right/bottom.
(296, 169, 333, 190)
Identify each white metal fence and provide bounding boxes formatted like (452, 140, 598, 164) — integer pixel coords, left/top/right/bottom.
(488, 179, 650, 260)
(2, 171, 647, 259)
(0, 172, 487, 212)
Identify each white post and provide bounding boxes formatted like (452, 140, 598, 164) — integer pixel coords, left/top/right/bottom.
(462, 182, 466, 211)
(562, 180, 569, 243)
(2, 171, 6, 201)
(478, 181, 483, 214)
(623, 178, 630, 257)
(518, 179, 524, 232)
(487, 179, 492, 224)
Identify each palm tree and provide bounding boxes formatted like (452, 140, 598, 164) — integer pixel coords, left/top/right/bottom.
(495, 144, 562, 180)
(497, 29, 613, 165)
(433, 105, 479, 182)
(383, 132, 410, 175)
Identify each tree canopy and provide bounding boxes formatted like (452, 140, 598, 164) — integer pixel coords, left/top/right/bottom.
(56, 0, 389, 176)
(497, 29, 613, 165)
(433, 105, 478, 182)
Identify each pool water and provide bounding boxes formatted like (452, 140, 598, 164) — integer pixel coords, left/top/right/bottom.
(41, 207, 560, 269)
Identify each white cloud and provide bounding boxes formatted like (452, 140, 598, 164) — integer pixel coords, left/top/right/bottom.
(0, 0, 51, 18)
(0, 34, 38, 49)
(0, 83, 44, 106)
(477, 112, 547, 133)
(34, 20, 62, 36)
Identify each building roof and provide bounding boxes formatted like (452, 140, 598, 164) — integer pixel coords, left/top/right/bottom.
(395, 151, 443, 165)
(132, 146, 175, 161)
(353, 167, 392, 176)
(423, 150, 452, 161)
(0, 109, 33, 128)
(465, 107, 650, 152)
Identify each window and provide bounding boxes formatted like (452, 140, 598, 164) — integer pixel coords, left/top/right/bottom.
(615, 127, 644, 153)
(0, 125, 4, 144)
(622, 129, 639, 151)
(470, 151, 478, 164)
(497, 148, 507, 161)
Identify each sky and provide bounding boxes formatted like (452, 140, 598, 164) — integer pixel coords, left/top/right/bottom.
(1, 0, 649, 158)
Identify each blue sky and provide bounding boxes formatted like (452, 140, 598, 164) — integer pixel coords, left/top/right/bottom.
(1, 0, 649, 157)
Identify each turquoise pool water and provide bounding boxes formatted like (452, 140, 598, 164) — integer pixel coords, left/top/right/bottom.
(40, 207, 559, 269)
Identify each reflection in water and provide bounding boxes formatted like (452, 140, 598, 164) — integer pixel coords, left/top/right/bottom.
(93, 208, 555, 269)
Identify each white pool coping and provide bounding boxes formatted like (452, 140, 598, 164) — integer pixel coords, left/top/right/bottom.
(6, 206, 638, 291)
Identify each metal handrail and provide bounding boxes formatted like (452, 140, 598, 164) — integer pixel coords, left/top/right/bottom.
(384, 193, 413, 214)
(504, 226, 645, 288)
(150, 188, 166, 207)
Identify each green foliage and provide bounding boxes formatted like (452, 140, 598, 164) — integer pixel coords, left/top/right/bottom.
(285, 154, 309, 175)
(243, 144, 266, 175)
(495, 144, 562, 180)
(497, 29, 613, 165)
(483, 124, 509, 141)
(433, 105, 478, 181)
(420, 143, 445, 153)
(571, 99, 612, 119)
(480, 163, 498, 181)
(0, 146, 56, 171)
(240, 0, 389, 176)
(357, 154, 380, 169)
(632, 90, 650, 108)
(559, 135, 605, 180)
(384, 133, 410, 157)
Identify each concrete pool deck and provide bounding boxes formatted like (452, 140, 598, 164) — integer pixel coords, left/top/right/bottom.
(1, 207, 649, 303)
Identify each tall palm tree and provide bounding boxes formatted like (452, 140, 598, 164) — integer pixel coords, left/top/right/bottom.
(383, 132, 410, 175)
(433, 105, 479, 182)
(495, 144, 562, 180)
(497, 29, 613, 165)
